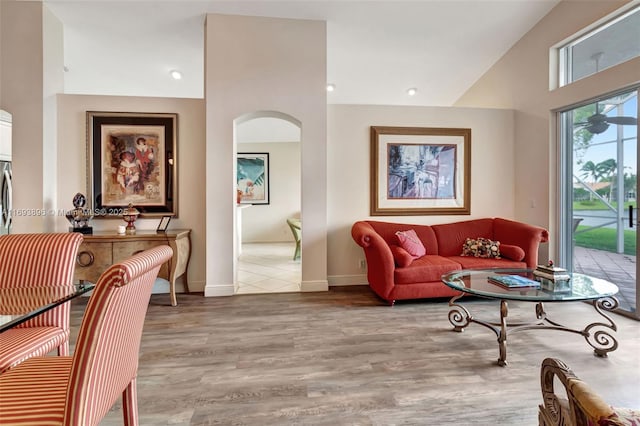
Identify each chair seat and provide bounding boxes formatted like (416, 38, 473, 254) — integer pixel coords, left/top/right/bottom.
(0, 327, 68, 374)
(0, 357, 71, 424)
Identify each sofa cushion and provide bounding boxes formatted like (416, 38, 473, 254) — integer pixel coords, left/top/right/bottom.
(395, 255, 461, 284)
(390, 245, 414, 267)
(461, 237, 501, 258)
(500, 244, 525, 261)
(448, 255, 526, 269)
(366, 221, 439, 255)
(432, 218, 495, 257)
(395, 229, 426, 258)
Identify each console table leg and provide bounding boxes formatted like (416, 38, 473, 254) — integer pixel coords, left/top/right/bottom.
(169, 279, 177, 307)
(497, 300, 508, 366)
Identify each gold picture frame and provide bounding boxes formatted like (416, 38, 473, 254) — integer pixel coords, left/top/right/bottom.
(370, 126, 471, 216)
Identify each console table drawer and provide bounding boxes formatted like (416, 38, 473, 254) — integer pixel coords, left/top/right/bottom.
(75, 242, 113, 284)
(113, 241, 169, 279)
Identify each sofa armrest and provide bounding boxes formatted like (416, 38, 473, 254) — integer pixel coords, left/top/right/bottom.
(539, 358, 614, 426)
(351, 221, 396, 301)
(494, 218, 549, 268)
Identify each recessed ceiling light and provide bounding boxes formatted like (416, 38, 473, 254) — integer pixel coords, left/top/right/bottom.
(170, 70, 182, 80)
(326, 83, 336, 92)
(407, 88, 417, 96)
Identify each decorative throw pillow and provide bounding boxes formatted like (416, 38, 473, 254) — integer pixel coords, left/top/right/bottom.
(390, 245, 414, 267)
(500, 244, 525, 261)
(461, 237, 501, 258)
(395, 229, 426, 258)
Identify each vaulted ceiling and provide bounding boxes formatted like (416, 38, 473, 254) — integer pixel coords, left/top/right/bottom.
(45, 0, 560, 106)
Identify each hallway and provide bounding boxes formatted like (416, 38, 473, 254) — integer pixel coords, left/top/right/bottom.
(237, 242, 301, 294)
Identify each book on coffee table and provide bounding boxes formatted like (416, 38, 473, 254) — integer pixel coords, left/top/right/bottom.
(488, 274, 541, 289)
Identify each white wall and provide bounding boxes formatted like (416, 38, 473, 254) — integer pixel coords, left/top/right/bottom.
(327, 104, 516, 285)
(56, 94, 207, 292)
(238, 141, 301, 242)
(455, 0, 640, 259)
(205, 14, 327, 296)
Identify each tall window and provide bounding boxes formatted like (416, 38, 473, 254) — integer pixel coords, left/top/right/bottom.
(558, 88, 638, 318)
(558, 5, 639, 87)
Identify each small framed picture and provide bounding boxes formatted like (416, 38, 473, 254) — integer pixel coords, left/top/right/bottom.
(156, 215, 172, 232)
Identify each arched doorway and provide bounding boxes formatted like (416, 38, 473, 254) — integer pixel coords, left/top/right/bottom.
(233, 111, 302, 294)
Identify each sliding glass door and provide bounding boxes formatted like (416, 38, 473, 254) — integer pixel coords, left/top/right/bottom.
(559, 88, 638, 318)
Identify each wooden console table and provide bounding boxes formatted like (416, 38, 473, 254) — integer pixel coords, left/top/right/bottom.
(73, 229, 191, 306)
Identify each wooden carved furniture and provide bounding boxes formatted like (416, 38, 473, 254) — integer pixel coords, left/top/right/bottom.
(0, 246, 173, 425)
(0, 232, 83, 373)
(73, 229, 190, 306)
(539, 357, 640, 425)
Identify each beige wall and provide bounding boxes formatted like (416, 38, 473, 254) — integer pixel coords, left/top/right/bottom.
(0, 1, 48, 232)
(455, 0, 640, 259)
(327, 104, 516, 285)
(238, 141, 301, 243)
(205, 14, 327, 296)
(56, 94, 207, 292)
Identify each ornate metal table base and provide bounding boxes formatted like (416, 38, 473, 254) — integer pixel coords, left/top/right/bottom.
(447, 294, 619, 366)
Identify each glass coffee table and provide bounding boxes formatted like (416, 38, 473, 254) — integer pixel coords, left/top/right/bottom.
(441, 268, 619, 366)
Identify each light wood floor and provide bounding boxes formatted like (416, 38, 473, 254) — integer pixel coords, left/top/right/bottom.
(69, 287, 640, 425)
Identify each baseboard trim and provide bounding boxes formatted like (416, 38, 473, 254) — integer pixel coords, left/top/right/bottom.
(204, 283, 234, 297)
(328, 274, 368, 286)
(301, 280, 328, 292)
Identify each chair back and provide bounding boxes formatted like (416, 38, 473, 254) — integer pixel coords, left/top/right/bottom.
(0, 233, 83, 328)
(63, 245, 172, 426)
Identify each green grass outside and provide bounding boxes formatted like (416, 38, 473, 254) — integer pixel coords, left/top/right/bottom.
(573, 200, 636, 211)
(574, 225, 637, 256)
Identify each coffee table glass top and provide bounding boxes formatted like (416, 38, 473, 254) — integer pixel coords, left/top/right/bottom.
(441, 268, 619, 302)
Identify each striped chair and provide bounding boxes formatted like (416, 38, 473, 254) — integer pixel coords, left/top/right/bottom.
(0, 245, 173, 425)
(0, 232, 84, 374)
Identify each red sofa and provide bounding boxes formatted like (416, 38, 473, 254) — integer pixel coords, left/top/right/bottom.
(351, 218, 549, 304)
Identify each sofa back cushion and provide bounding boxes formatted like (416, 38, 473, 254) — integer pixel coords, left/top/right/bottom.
(432, 218, 495, 257)
(367, 221, 438, 255)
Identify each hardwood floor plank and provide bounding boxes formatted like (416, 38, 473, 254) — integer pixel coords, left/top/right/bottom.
(68, 286, 640, 425)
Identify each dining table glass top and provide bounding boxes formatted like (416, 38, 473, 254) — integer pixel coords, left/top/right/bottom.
(0, 283, 94, 332)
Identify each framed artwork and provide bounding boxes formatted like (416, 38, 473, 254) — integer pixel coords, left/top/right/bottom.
(370, 126, 471, 216)
(86, 111, 178, 217)
(237, 153, 270, 205)
(156, 215, 172, 232)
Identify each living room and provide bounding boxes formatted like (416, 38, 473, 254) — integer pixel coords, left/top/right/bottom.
(1, 0, 639, 423)
(3, 1, 636, 296)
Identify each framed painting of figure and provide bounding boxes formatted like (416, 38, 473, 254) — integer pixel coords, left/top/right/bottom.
(86, 111, 178, 217)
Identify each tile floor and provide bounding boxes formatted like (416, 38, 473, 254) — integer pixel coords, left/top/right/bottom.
(574, 246, 637, 314)
(236, 242, 301, 294)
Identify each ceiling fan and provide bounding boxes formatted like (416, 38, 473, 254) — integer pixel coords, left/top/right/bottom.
(574, 110, 637, 135)
(572, 52, 637, 134)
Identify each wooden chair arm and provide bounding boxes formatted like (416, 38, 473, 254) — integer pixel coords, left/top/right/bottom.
(539, 358, 614, 426)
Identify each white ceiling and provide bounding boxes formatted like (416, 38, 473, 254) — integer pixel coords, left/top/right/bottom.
(45, 0, 560, 107)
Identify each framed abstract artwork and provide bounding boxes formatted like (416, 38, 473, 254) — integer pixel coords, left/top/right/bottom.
(86, 111, 178, 217)
(370, 126, 471, 216)
(237, 153, 270, 205)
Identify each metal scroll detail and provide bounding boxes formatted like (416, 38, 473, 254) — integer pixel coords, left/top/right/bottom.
(583, 296, 619, 357)
(448, 294, 472, 332)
